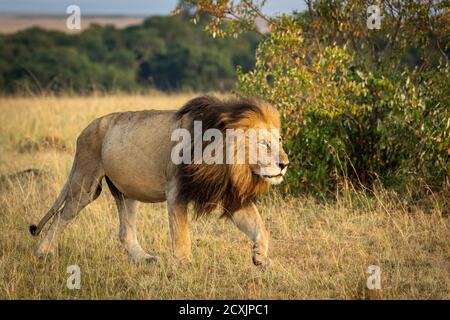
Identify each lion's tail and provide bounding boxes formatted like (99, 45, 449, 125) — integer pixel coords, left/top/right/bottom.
(29, 158, 77, 237)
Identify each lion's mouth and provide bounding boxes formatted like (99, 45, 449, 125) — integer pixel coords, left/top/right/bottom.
(262, 174, 282, 178)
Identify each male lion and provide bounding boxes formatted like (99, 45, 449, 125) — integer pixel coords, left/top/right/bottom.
(29, 96, 289, 266)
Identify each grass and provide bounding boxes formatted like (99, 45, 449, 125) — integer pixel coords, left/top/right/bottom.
(0, 93, 449, 299)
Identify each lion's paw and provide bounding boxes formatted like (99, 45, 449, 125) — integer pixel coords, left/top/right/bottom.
(130, 253, 159, 264)
(143, 255, 159, 264)
(35, 242, 57, 258)
(252, 255, 272, 268)
(175, 255, 192, 265)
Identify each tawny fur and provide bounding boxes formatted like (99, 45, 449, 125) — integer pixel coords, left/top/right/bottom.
(176, 96, 281, 216)
(29, 96, 288, 266)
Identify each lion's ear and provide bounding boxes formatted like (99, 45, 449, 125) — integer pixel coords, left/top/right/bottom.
(217, 113, 234, 129)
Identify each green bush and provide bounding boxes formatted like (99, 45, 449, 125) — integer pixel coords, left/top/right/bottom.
(186, 0, 449, 194)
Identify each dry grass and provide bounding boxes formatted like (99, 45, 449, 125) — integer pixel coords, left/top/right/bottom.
(0, 94, 449, 299)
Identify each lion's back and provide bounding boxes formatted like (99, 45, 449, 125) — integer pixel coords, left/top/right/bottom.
(98, 109, 179, 202)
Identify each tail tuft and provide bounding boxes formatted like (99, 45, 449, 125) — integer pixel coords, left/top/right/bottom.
(29, 224, 38, 236)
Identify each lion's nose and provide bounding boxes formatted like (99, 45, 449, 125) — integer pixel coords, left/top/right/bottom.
(278, 161, 289, 170)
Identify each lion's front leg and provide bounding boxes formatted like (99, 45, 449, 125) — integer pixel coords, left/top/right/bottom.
(166, 179, 191, 263)
(232, 202, 271, 267)
(167, 200, 191, 263)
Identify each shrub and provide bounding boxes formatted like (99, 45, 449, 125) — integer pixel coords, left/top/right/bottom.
(184, 0, 449, 194)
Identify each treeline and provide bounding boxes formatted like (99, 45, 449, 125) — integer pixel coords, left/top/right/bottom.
(0, 13, 259, 93)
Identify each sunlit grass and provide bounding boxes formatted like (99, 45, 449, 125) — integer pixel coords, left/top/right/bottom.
(0, 93, 448, 299)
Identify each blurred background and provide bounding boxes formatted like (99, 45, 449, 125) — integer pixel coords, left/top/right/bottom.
(0, 0, 448, 193)
(0, 0, 303, 93)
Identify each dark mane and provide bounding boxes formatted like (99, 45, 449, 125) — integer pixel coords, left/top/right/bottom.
(175, 95, 265, 128)
(175, 95, 278, 217)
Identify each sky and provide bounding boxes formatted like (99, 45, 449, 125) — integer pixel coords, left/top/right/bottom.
(0, 0, 307, 16)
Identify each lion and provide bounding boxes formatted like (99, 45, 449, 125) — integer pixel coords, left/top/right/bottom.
(29, 96, 289, 266)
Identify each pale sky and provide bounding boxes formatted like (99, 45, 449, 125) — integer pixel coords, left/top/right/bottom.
(0, 0, 307, 16)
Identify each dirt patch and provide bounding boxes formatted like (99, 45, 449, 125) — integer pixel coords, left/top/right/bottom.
(0, 168, 44, 189)
(17, 136, 67, 153)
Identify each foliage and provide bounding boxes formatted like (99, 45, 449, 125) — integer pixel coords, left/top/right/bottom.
(184, 0, 449, 194)
(0, 13, 259, 93)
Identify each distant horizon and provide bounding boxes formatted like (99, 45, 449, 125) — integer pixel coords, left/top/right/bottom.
(0, 0, 306, 17)
(0, 12, 155, 18)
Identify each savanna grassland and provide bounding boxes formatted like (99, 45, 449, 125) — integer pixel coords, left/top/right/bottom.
(0, 94, 449, 299)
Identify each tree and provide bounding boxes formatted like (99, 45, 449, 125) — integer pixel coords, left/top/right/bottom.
(144, 44, 234, 91)
(0, 13, 259, 94)
(181, 0, 449, 193)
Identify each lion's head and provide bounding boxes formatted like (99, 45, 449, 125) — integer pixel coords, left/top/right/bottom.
(175, 95, 289, 216)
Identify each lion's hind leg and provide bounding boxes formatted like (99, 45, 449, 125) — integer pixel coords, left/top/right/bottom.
(32, 116, 113, 257)
(35, 170, 104, 257)
(34, 144, 105, 257)
(105, 177, 158, 263)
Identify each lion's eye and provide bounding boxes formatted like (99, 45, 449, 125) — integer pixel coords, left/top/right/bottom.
(259, 140, 270, 149)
